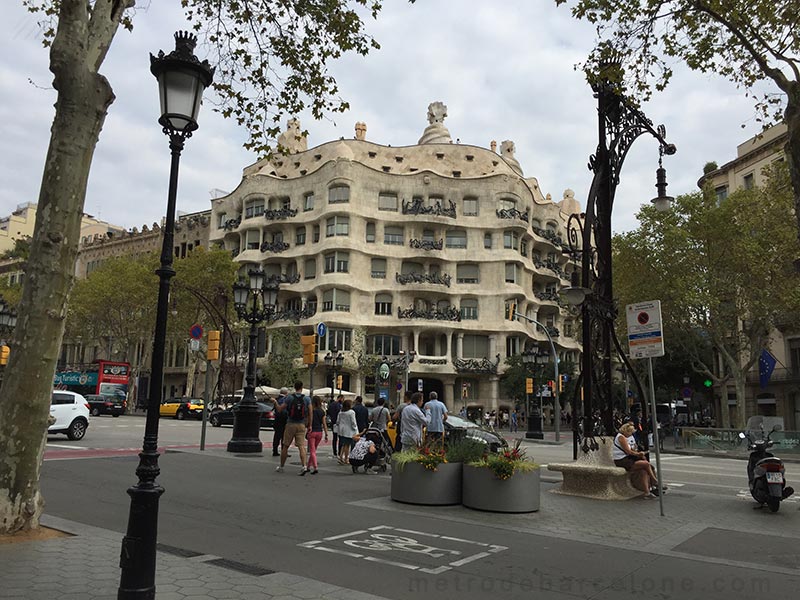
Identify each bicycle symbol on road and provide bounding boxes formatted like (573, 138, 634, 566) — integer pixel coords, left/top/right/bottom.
(343, 534, 462, 558)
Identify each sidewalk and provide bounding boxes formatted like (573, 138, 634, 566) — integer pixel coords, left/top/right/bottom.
(0, 515, 393, 600)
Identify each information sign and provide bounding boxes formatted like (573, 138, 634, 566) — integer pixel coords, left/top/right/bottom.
(625, 300, 665, 359)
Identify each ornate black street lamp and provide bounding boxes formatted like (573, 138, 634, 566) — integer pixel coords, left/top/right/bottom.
(324, 349, 345, 405)
(118, 32, 214, 600)
(521, 347, 548, 439)
(386, 350, 416, 402)
(228, 270, 279, 452)
(561, 57, 675, 456)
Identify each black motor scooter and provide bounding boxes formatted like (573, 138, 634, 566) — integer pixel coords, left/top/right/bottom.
(739, 424, 794, 513)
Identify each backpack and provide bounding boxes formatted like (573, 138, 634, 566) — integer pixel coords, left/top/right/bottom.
(288, 393, 307, 421)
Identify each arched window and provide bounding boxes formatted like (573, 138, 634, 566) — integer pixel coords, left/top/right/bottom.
(328, 185, 350, 204)
(295, 226, 306, 245)
(378, 192, 398, 211)
(326, 216, 349, 237)
(322, 288, 350, 312)
(375, 293, 393, 315)
(304, 258, 316, 280)
(244, 197, 265, 219)
(245, 229, 260, 250)
(384, 225, 404, 245)
(463, 196, 478, 216)
(460, 298, 478, 320)
(456, 264, 479, 284)
(371, 258, 386, 278)
(401, 261, 423, 275)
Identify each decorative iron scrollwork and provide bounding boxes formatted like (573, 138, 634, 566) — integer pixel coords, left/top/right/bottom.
(402, 197, 457, 218)
(409, 238, 443, 251)
(222, 217, 241, 231)
(397, 306, 461, 321)
(260, 241, 289, 253)
(418, 358, 447, 365)
(495, 207, 529, 222)
(395, 272, 451, 287)
(263, 207, 298, 220)
(270, 304, 316, 323)
(454, 354, 500, 374)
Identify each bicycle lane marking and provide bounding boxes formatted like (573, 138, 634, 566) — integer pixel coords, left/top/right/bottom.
(298, 524, 507, 574)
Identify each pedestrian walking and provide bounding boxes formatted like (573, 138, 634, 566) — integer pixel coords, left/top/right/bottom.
(327, 395, 342, 457)
(272, 387, 290, 457)
(336, 399, 358, 464)
(306, 395, 328, 474)
(276, 381, 312, 475)
(392, 392, 411, 452)
(510, 410, 518, 433)
(353, 395, 369, 433)
(424, 391, 447, 444)
(400, 392, 430, 451)
(370, 397, 391, 448)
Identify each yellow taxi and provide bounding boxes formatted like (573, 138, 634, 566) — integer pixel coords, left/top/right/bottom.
(159, 397, 204, 420)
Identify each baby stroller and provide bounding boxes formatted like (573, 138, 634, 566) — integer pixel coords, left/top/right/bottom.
(349, 427, 391, 473)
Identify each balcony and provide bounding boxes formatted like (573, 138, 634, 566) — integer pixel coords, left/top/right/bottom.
(454, 354, 501, 374)
(272, 304, 316, 323)
(532, 226, 563, 248)
(534, 290, 560, 303)
(496, 207, 529, 223)
(260, 241, 290, 253)
(402, 198, 456, 218)
(221, 217, 241, 231)
(409, 238, 443, 251)
(263, 207, 298, 221)
(746, 367, 800, 385)
(398, 305, 461, 322)
(395, 272, 451, 287)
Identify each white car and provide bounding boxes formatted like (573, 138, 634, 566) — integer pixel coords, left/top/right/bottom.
(49, 390, 90, 440)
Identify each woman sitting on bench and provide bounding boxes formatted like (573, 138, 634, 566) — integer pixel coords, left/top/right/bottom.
(613, 422, 661, 498)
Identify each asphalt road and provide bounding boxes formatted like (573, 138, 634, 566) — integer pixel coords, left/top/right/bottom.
(41, 416, 800, 600)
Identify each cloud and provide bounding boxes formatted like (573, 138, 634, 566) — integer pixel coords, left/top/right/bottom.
(0, 1, 777, 236)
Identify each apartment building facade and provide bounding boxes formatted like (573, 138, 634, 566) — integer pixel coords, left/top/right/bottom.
(209, 104, 582, 411)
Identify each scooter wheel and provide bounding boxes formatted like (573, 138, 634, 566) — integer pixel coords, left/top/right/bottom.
(767, 497, 780, 513)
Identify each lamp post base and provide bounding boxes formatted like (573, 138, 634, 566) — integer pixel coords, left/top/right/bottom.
(227, 402, 263, 453)
(525, 431, 544, 440)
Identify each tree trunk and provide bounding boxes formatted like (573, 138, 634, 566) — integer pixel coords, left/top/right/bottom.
(785, 85, 800, 267)
(0, 7, 119, 533)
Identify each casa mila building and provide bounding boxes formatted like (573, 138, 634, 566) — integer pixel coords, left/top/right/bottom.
(210, 102, 582, 412)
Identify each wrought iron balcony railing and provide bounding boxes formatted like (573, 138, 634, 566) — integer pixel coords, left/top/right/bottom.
(260, 241, 290, 253)
(264, 207, 298, 220)
(395, 272, 451, 287)
(402, 198, 457, 218)
(496, 207, 529, 222)
(454, 354, 501, 374)
(409, 238, 443, 251)
(397, 305, 461, 321)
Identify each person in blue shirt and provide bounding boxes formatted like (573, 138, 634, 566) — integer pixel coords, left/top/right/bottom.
(424, 391, 448, 443)
(353, 395, 369, 433)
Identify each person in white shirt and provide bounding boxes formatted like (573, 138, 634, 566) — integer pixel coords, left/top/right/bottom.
(400, 392, 430, 451)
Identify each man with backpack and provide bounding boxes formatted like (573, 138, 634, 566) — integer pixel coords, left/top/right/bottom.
(276, 381, 312, 475)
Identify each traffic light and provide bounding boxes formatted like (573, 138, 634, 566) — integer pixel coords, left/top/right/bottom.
(300, 334, 317, 365)
(0, 345, 9, 366)
(525, 377, 534, 394)
(206, 330, 220, 361)
(336, 374, 343, 389)
(505, 302, 517, 321)
(558, 374, 568, 392)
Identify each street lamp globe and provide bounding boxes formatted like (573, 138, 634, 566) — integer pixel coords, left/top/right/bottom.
(232, 280, 249, 307)
(651, 165, 674, 213)
(560, 271, 591, 307)
(263, 279, 279, 308)
(248, 268, 265, 292)
(150, 31, 215, 135)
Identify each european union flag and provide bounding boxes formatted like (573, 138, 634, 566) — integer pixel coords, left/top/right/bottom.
(759, 349, 777, 389)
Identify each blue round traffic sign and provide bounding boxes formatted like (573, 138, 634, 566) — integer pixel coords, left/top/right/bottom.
(317, 322, 327, 338)
(190, 323, 204, 340)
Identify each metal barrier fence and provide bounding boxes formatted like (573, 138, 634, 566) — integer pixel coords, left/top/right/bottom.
(680, 427, 800, 455)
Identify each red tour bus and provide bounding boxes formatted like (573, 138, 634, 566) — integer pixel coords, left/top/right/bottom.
(54, 360, 131, 402)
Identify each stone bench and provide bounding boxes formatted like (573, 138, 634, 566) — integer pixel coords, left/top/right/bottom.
(547, 438, 643, 500)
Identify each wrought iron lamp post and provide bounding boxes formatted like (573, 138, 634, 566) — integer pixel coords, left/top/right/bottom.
(228, 270, 279, 452)
(521, 348, 548, 439)
(324, 349, 345, 404)
(561, 57, 675, 455)
(119, 31, 214, 600)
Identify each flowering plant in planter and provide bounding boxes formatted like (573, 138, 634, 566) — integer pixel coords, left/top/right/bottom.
(470, 439, 539, 480)
(392, 438, 485, 472)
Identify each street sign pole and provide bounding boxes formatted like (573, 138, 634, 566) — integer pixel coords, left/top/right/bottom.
(648, 356, 665, 517)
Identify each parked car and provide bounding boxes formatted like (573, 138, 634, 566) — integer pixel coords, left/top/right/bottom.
(159, 397, 205, 420)
(49, 390, 90, 440)
(209, 401, 276, 429)
(445, 415, 508, 453)
(86, 394, 125, 417)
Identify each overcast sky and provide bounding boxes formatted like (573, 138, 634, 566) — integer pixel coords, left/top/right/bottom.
(1, 1, 770, 234)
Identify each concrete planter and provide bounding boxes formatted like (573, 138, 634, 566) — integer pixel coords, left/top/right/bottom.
(390, 460, 462, 505)
(462, 464, 540, 513)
